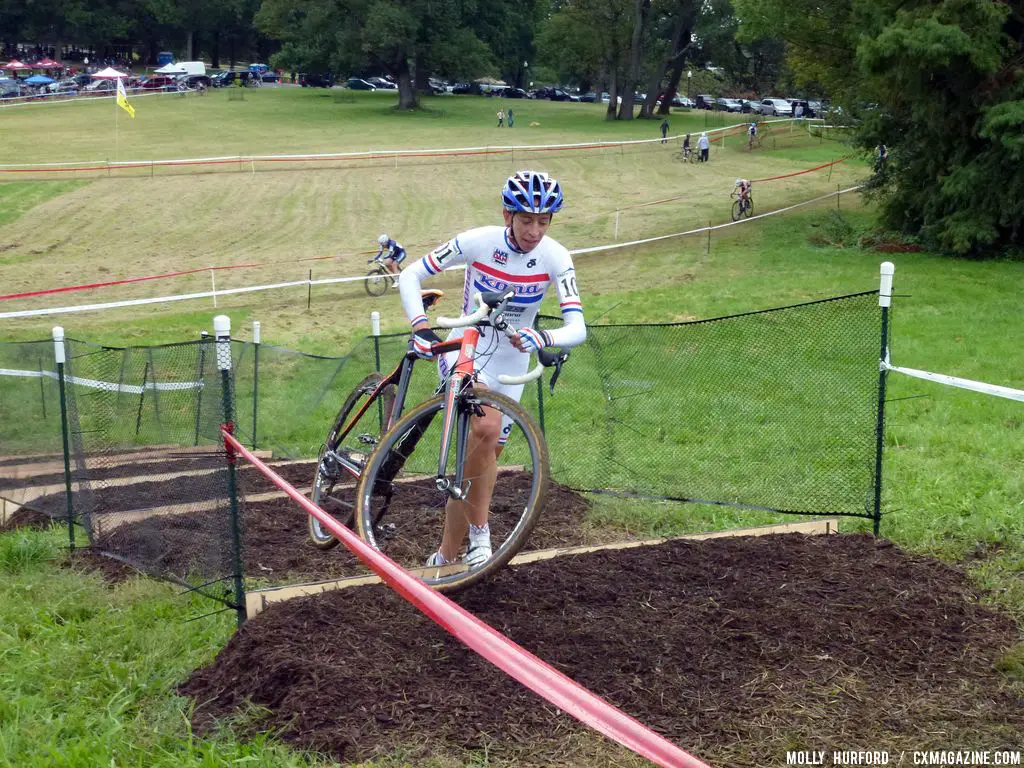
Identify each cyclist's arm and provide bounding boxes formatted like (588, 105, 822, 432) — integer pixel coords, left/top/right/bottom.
(398, 238, 467, 330)
(543, 251, 586, 348)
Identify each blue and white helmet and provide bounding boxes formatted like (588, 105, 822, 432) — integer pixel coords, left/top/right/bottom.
(502, 170, 564, 214)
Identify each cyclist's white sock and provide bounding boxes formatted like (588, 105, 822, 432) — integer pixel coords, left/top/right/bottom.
(469, 522, 490, 539)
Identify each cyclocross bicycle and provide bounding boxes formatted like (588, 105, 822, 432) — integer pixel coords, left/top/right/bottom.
(364, 252, 396, 297)
(308, 290, 569, 592)
(731, 192, 754, 221)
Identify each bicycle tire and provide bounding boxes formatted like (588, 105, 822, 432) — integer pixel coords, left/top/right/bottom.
(743, 197, 754, 218)
(309, 372, 396, 549)
(364, 267, 390, 297)
(355, 388, 549, 593)
(731, 200, 742, 222)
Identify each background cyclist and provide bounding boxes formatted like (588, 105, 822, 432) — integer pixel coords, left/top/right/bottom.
(397, 170, 587, 570)
(733, 177, 752, 208)
(747, 120, 758, 149)
(375, 233, 406, 284)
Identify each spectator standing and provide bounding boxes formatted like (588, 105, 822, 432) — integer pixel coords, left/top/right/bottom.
(660, 118, 669, 143)
(794, 102, 804, 119)
(507, 108, 514, 127)
(698, 132, 710, 162)
(497, 109, 505, 127)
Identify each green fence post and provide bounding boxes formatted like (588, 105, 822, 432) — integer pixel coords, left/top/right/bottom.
(873, 262, 895, 536)
(37, 356, 47, 420)
(134, 361, 150, 437)
(371, 312, 384, 430)
(53, 326, 75, 552)
(214, 315, 247, 627)
(193, 331, 209, 446)
(252, 321, 260, 449)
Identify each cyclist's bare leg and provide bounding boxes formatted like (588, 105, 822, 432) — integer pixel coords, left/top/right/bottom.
(438, 403, 502, 562)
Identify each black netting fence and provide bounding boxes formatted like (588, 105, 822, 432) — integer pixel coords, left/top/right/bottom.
(0, 288, 884, 609)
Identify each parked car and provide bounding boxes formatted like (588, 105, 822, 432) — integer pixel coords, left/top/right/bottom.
(259, 71, 280, 83)
(345, 77, 376, 91)
(451, 81, 477, 95)
(139, 75, 176, 91)
(46, 80, 79, 95)
(180, 73, 212, 88)
(1, 83, 31, 99)
(715, 97, 744, 112)
(84, 79, 116, 93)
(366, 76, 396, 90)
(502, 87, 529, 99)
(210, 71, 236, 87)
(740, 99, 759, 113)
(759, 98, 793, 116)
(694, 94, 717, 110)
(788, 98, 814, 117)
(72, 73, 93, 87)
(580, 91, 599, 103)
(300, 72, 335, 88)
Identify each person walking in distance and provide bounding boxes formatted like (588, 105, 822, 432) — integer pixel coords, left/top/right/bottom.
(660, 118, 669, 144)
(698, 131, 710, 162)
(398, 170, 587, 568)
(496, 108, 505, 127)
(507, 108, 514, 127)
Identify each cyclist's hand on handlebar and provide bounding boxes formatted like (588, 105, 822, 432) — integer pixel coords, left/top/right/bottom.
(412, 328, 442, 359)
(511, 327, 549, 353)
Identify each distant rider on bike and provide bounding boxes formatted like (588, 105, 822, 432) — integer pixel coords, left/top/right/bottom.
(733, 177, 752, 207)
(376, 234, 406, 284)
(397, 170, 587, 569)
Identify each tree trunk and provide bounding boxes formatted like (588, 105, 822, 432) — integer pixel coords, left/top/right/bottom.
(616, 0, 650, 120)
(187, 30, 195, 61)
(658, 60, 686, 115)
(640, 1, 695, 118)
(605, 67, 618, 120)
(396, 56, 418, 109)
(210, 31, 220, 68)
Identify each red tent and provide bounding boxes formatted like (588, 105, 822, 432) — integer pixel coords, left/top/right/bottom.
(2, 60, 31, 71)
(36, 57, 62, 68)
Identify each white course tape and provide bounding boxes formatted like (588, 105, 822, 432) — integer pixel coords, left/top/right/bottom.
(883, 360, 1024, 402)
(0, 367, 203, 393)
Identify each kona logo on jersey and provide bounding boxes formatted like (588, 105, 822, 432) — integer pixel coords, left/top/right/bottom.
(492, 249, 509, 265)
(474, 273, 545, 301)
(526, 258, 537, 268)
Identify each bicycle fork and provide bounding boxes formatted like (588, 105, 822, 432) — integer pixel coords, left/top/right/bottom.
(436, 328, 480, 500)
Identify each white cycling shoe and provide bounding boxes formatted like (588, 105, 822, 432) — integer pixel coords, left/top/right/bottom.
(464, 525, 492, 568)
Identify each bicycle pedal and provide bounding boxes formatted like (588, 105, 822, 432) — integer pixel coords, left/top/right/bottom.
(357, 433, 377, 445)
(376, 522, 396, 540)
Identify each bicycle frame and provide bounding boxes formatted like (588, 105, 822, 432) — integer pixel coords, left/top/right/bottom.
(325, 333, 465, 480)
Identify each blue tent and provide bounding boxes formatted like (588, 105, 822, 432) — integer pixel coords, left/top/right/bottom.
(25, 74, 55, 85)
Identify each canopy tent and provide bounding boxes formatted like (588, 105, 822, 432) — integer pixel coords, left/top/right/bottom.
(2, 60, 31, 71)
(92, 66, 128, 78)
(35, 57, 62, 68)
(153, 63, 187, 75)
(24, 74, 55, 85)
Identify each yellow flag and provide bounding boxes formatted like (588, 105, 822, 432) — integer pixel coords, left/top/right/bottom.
(116, 78, 135, 119)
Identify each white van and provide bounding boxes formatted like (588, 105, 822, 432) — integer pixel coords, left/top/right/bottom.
(759, 98, 793, 117)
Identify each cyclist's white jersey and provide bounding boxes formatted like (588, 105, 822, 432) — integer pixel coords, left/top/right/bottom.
(398, 225, 586, 426)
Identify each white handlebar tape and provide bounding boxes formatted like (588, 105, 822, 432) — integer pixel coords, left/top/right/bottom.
(437, 292, 489, 328)
(498, 363, 545, 385)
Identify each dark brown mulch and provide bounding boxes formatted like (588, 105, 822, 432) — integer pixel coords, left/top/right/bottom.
(180, 534, 1023, 767)
(65, 549, 144, 584)
(0, 453, 232, 491)
(0, 506, 55, 532)
(91, 476, 597, 584)
(13, 461, 318, 520)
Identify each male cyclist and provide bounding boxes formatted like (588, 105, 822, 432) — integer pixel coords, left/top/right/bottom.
(375, 233, 406, 283)
(397, 170, 587, 569)
(747, 120, 758, 149)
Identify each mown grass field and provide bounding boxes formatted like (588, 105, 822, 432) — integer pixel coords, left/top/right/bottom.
(0, 90, 1020, 767)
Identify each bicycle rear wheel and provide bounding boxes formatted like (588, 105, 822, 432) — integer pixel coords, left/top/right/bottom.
(364, 268, 389, 297)
(355, 388, 548, 593)
(309, 373, 396, 549)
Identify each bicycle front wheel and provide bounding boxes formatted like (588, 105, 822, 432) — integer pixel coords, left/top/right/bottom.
(731, 200, 742, 222)
(309, 373, 396, 549)
(355, 389, 549, 593)
(364, 268, 389, 297)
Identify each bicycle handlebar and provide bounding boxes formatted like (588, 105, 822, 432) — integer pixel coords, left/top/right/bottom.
(435, 292, 491, 328)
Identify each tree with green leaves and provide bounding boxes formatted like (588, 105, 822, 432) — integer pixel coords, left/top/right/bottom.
(737, 0, 1024, 254)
